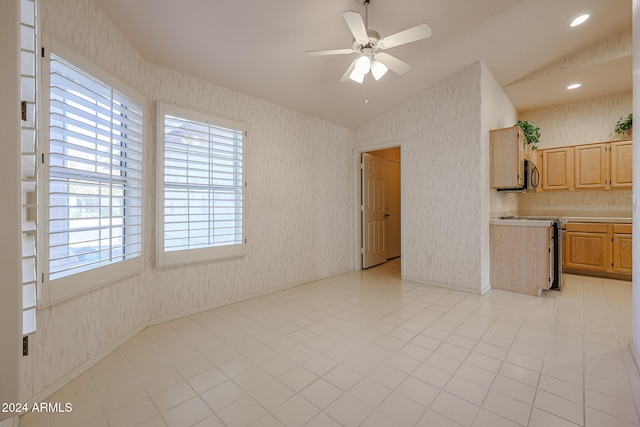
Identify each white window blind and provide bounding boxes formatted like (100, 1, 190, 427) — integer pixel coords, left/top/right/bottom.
(21, 0, 38, 336)
(42, 37, 144, 301)
(157, 103, 244, 266)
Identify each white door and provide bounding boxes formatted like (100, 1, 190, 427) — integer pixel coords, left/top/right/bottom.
(362, 152, 387, 268)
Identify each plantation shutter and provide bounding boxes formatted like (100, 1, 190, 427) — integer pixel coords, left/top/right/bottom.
(21, 0, 38, 336)
(47, 53, 143, 281)
(158, 104, 244, 266)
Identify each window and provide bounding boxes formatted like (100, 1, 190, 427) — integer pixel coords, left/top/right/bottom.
(157, 103, 244, 266)
(41, 36, 144, 303)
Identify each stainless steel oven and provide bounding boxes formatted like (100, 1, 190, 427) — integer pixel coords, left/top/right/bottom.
(550, 218, 564, 290)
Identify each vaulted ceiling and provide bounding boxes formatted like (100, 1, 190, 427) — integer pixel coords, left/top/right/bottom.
(92, 0, 632, 128)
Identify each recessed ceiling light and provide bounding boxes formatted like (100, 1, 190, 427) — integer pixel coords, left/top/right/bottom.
(570, 14, 590, 27)
(567, 83, 582, 90)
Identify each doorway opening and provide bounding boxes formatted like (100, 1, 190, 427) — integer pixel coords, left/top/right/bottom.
(355, 145, 402, 272)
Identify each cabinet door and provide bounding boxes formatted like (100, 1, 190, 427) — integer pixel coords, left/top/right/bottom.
(610, 140, 633, 188)
(574, 143, 606, 189)
(612, 233, 632, 275)
(490, 127, 524, 188)
(542, 147, 572, 190)
(564, 231, 608, 272)
(490, 225, 551, 296)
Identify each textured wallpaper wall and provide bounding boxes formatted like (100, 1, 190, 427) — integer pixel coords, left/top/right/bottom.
(520, 92, 632, 149)
(482, 64, 520, 219)
(481, 63, 520, 293)
(631, 0, 640, 369)
(30, 0, 354, 401)
(518, 92, 633, 216)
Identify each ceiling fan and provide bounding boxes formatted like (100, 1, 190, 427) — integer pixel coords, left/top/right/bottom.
(305, 0, 432, 84)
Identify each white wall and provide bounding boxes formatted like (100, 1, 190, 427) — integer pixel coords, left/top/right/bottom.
(25, 0, 354, 401)
(519, 93, 632, 149)
(0, 0, 22, 420)
(631, 0, 640, 370)
(355, 62, 516, 294)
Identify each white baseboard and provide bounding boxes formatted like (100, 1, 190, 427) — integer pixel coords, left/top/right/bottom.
(148, 268, 352, 327)
(0, 414, 20, 427)
(403, 275, 485, 295)
(25, 324, 146, 408)
(630, 339, 640, 373)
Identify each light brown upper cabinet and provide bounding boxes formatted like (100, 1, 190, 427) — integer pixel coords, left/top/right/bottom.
(541, 147, 572, 191)
(574, 143, 607, 189)
(490, 126, 530, 189)
(539, 139, 632, 191)
(610, 140, 633, 188)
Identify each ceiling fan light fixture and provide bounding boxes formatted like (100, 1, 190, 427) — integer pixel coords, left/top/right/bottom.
(371, 60, 388, 80)
(349, 69, 365, 84)
(354, 55, 371, 74)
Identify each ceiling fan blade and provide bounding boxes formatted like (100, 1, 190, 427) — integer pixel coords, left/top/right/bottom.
(378, 23, 432, 49)
(375, 52, 411, 75)
(343, 10, 369, 42)
(305, 48, 355, 57)
(340, 58, 358, 82)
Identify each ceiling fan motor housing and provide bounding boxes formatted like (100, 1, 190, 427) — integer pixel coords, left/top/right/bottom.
(352, 29, 380, 52)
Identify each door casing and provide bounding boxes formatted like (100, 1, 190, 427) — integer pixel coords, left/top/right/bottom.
(353, 142, 404, 274)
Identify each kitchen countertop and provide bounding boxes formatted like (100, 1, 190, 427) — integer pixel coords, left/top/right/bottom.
(490, 218, 555, 227)
(491, 215, 632, 225)
(563, 217, 632, 224)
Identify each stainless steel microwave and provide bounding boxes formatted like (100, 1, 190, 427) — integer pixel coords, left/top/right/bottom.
(497, 159, 540, 192)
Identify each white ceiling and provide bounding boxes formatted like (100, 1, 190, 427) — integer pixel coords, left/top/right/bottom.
(92, 0, 632, 129)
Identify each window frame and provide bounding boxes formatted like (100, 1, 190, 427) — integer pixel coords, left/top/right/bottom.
(40, 34, 145, 304)
(156, 102, 245, 267)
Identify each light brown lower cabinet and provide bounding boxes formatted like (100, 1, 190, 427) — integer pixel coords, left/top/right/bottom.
(612, 224, 632, 275)
(490, 224, 553, 296)
(563, 222, 632, 277)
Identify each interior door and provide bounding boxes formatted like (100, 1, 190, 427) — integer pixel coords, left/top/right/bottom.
(362, 152, 387, 268)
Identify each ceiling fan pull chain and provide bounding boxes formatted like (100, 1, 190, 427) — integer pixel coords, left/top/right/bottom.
(365, 74, 369, 104)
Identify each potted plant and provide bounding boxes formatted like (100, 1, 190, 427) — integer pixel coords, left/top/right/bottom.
(615, 113, 632, 138)
(517, 120, 540, 150)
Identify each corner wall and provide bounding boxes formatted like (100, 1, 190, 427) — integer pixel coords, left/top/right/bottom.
(481, 63, 519, 293)
(481, 64, 519, 218)
(631, 0, 640, 370)
(355, 61, 516, 294)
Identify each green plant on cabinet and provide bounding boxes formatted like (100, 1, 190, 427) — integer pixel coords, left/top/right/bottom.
(517, 120, 540, 150)
(615, 113, 632, 136)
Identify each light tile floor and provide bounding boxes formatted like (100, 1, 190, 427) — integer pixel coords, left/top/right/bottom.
(20, 259, 640, 427)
